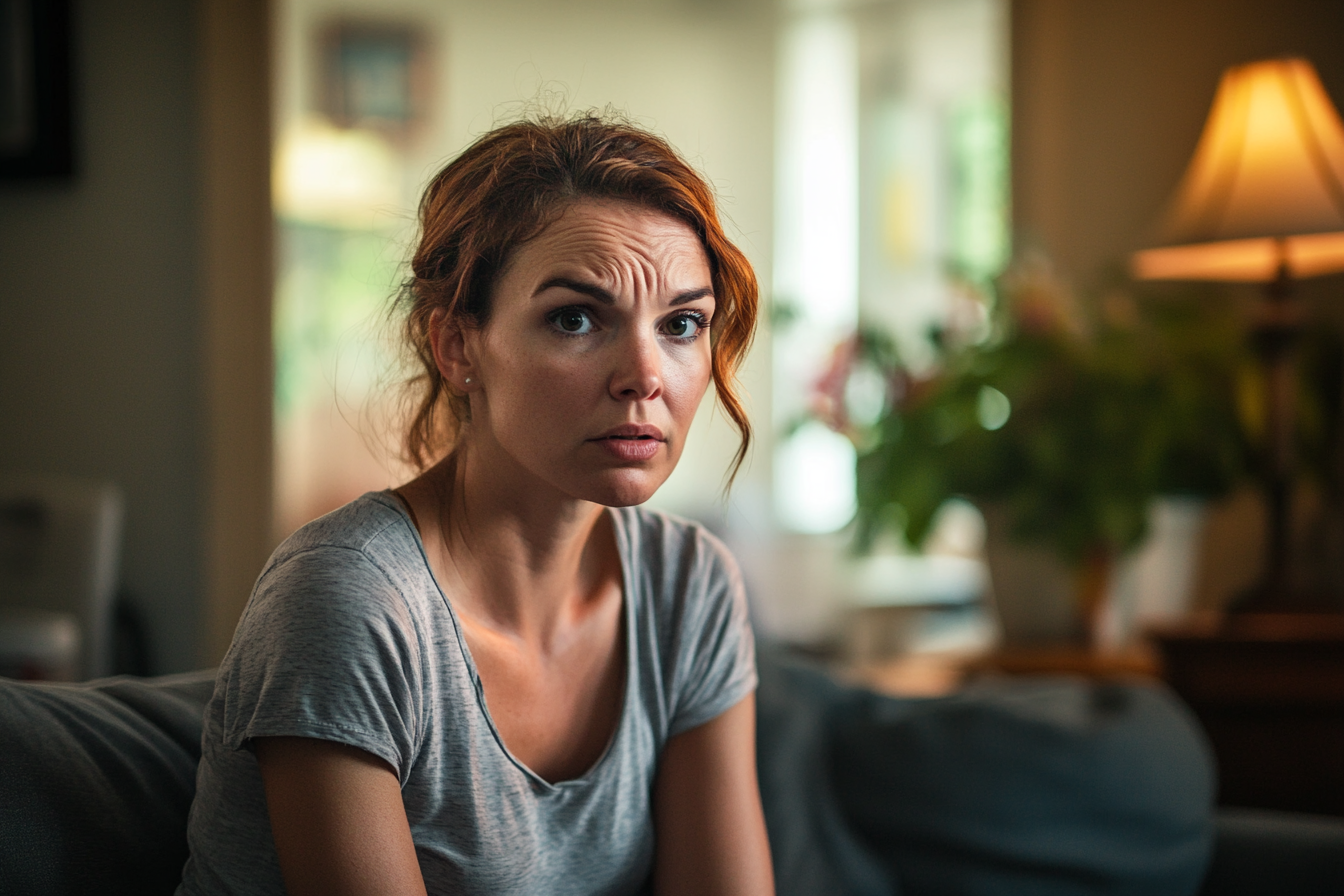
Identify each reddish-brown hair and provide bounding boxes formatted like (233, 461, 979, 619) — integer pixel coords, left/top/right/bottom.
(397, 112, 759, 484)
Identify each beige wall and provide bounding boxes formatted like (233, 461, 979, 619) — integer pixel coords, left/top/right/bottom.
(0, 0, 206, 672)
(1, 0, 773, 673)
(0, 0, 273, 672)
(200, 0, 274, 666)
(1012, 0, 1344, 285)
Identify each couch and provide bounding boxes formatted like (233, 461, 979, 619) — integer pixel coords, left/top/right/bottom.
(1, 647, 1341, 895)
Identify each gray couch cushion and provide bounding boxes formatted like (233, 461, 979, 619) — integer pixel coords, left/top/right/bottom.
(756, 646, 897, 896)
(0, 670, 216, 896)
(830, 676, 1217, 896)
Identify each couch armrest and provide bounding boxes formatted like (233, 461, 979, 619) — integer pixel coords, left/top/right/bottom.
(0, 670, 216, 896)
(1200, 807, 1344, 896)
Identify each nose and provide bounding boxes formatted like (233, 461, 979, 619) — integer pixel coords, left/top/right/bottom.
(609, 328, 664, 402)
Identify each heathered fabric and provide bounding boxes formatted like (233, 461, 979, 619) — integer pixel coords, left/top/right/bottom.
(177, 491, 756, 896)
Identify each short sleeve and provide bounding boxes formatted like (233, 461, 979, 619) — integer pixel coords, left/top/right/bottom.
(217, 545, 424, 779)
(665, 527, 757, 737)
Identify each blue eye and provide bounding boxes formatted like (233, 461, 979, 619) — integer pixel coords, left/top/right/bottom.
(550, 308, 594, 335)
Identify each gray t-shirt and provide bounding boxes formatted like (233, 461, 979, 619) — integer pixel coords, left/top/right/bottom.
(178, 492, 756, 896)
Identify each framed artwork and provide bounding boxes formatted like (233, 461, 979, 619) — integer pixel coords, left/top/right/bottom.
(317, 20, 429, 142)
(0, 0, 73, 179)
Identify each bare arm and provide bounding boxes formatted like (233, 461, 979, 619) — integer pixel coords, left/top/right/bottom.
(255, 737, 429, 896)
(651, 694, 775, 896)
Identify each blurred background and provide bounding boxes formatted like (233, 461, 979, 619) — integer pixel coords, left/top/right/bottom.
(3, 0, 1344, 691)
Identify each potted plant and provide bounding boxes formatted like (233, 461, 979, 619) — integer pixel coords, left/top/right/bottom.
(813, 255, 1254, 647)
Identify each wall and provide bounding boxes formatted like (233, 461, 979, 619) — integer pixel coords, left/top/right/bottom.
(3, 0, 774, 673)
(0, 0, 204, 672)
(199, 0, 274, 668)
(0, 0, 272, 673)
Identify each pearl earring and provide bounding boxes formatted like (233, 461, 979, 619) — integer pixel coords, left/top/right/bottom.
(464, 377, 472, 385)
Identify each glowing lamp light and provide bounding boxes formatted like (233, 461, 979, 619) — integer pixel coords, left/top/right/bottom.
(1132, 58, 1344, 283)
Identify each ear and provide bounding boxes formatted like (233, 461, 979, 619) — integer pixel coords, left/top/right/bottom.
(429, 308, 480, 393)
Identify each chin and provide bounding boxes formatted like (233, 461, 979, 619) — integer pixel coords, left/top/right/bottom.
(580, 467, 669, 508)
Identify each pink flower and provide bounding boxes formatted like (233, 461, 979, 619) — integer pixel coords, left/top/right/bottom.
(810, 335, 860, 432)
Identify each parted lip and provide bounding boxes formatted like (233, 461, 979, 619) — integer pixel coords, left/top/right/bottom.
(591, 423, 665, 441)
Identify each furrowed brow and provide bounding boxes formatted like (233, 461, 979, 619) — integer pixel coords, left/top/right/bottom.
(670, 288, 714, 306)
(537, 277, 615, 305)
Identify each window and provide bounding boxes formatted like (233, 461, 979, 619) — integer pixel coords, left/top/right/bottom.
(773, 0, 1008, 535)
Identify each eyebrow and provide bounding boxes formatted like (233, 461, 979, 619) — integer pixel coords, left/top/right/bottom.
(670, 287, 714, 306)
(537, 277, 713, 307)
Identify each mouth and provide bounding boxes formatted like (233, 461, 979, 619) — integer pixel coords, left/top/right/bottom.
(591, 424, 665, 442)
(589, 424, 666, 461)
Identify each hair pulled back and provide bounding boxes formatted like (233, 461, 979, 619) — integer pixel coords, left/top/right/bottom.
(399, 112, 759, 482)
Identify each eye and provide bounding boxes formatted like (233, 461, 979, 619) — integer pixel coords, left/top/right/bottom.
(661, 311, 709, 340)
(549, 307, 595, 335)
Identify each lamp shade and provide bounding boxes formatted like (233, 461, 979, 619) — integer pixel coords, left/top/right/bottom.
(1132, 58, 1344, 282)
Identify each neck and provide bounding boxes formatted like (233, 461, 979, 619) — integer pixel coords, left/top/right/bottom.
(405, 435, 617, 648)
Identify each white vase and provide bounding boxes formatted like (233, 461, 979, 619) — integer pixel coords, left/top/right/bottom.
(981, 497, 1207, 650)
(979, 505, 1081, 647)
(1095, 497, 1207, 651)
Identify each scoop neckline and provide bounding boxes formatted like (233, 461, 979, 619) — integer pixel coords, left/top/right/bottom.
(375, 490, 636, 792)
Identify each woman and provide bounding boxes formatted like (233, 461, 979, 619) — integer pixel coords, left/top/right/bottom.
(178, 114, 774, 896)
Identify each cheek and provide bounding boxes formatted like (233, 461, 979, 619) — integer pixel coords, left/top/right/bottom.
(486, 343, 603, 419)
(663, 345, 714, 416)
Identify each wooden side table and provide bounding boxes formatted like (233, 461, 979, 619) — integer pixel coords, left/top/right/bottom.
(1152, 613, 1344, 817)
(844, 643, 1161, 699)
(970, 645, 1161, 680)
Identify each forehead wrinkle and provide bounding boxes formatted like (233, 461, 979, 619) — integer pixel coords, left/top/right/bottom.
(599, 250, 662, 299)
(552, 242, 703, 303)
(515, 201, 711, 304)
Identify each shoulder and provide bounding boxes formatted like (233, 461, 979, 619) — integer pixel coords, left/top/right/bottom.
(235, 492, 434, 652)
(614, 507, 758, 736)
(610, 504, 747, 637)
(610, 505, 741, 584)
(265, 491, 418, 576)
(218, 494, 435, 738)
(249, 491, 436, 607)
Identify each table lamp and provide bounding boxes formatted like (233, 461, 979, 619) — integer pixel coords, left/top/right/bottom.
(1132, 57, 1344, 610)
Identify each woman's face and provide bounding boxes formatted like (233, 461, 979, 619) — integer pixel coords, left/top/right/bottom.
(451, 198, 716, 507)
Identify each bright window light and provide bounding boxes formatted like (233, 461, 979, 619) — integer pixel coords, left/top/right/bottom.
(773, 10, 860, 533)
(774, 420, 858, 534)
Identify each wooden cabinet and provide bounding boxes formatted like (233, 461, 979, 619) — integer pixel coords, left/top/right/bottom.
(1153, 614, 1344, 817)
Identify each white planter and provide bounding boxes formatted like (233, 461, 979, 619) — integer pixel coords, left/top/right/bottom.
(981, 497, 1207, 650)
(980, 505, 1081, 647)
(1096, 497, 1207, 651)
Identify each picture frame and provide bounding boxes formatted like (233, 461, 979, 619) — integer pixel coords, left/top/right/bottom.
(0, 0, 73, 179)
(317, 19, 428, 143)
